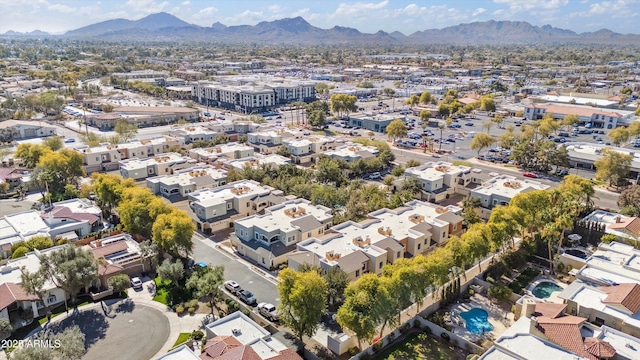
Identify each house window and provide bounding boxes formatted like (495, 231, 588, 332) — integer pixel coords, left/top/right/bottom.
(397, 251, 400, 258)
(355, 270, 360, 278)
(246, 202, 250, 207)
(47, 294, 57, 304)
(308, 232, 312, 237)
(418, 243, 421, 250)
(262, 257, 265, 264)
(453, 223, 458, 231)
(227, 203, 232, 210)
(594, 317, 605, 326)
(255, 233, 259, 240)
(379, 261, 383, 269)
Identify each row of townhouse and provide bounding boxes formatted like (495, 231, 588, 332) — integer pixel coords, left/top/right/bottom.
(172, 120, 264, 144)
(247, 129, 301, 154)
(282, 136, 343, 164)
(230, 197, 463, 279)
(146, 165, 228, 198)
(118, 152, 197, 180)
(405, 161, 550, 219)
(188, 143, 255, 165)
(75, 136, 184, 173)
(192, 79, 316, 113)
(187, 180, 292, 234)
(523, 103, 635, 129)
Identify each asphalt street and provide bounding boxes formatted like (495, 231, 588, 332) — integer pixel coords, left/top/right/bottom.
(191, 236, 281, 306)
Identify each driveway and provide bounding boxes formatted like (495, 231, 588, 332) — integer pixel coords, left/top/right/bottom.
(45, 302, 169, 360)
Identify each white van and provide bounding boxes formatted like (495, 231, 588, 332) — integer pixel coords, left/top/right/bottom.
(468, 131, 476, 138)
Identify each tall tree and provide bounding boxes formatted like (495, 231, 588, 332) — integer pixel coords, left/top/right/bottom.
(108, 274, 131, 297)
(337, 274, 384, 349)
(114, 119, 138, 142)
(20, 267, 51, 319)
(152, 209, 195, 257)
(39, 246, 98, 307)
(118, 187, 170, 238)
(323, 267, 349, 306)
(385, 119, 407, 144)
(277, 268, 328, 346)
(471, 132, 494, 155)
(608, 127, 630, 147)
(186, 265, 224, 315)
(157, 259, 185, 288)
(594, 148, 632, 189)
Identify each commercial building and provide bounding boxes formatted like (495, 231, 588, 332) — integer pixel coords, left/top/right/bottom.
(470, 175, 550, 219)
(231, 199, 333, 269)
(0, 119, 56, 140)
(348, 114, 406, 133)
(86, 106, 199, 130)
(119, 153, 196, 180)
(565, 143, 640, 181)
(147, 165, 228, 198)
(523, 103, 634, 129)
(290, 200, 463, 281)
(188, 180, 289, 233)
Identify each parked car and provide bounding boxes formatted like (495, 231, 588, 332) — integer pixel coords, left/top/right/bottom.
(368, 172, 381, 180)
(238, 290, 257, 306)
(257, 303, 279, 321)
(465, 122, 474, 126)
(131, 277, 143, 290)
(224, 280, 241, 295)
(522, 172, 538, 178)
(64, 138, 76, 143)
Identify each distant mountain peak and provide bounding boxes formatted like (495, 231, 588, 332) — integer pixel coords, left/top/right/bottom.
(211, 22, 227, 30)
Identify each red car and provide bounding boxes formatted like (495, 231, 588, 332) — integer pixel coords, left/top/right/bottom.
(522, 172, 538, 178)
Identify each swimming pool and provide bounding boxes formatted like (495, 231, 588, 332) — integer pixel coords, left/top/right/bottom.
(460, 308, 493, 334)
(531, 281, 563, 299)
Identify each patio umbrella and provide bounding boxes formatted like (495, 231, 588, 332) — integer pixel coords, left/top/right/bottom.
(567, 234, 582, 241)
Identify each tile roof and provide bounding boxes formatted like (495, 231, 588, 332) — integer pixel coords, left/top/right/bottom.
(533, 303, 567, 319)
(0, 282, 39, 310)
(90, 241, 129, 259)
(201, 336, 242, 359)
(536, 319, 595, 360)
(48, 206, 100, 224)
(602, 283, 640, 314)
(608, 217, 640, 235)
(212, 345, 261, 360)
(584, 337, 616, 358)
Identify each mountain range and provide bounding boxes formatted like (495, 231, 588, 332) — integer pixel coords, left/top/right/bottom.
(3, 12, 640, 45)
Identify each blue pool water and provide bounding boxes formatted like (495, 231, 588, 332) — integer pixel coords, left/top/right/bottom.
(531, 281, 563, 299)
(460, 308, 493, 334)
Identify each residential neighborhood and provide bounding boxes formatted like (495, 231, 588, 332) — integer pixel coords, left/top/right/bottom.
(1, 4, 640, 360)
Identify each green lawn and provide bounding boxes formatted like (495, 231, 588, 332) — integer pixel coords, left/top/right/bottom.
(373, 332, 467, 360)
(451, 160, 472, 167)
(508, 268, 541, 294)
(172, 333, 192, 347)
(153, 278, 171, 305)
(590, 179, 605, 185)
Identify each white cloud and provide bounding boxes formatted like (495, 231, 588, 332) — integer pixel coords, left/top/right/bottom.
(473, 7, 487, 16)
(268, 5, 284, 13)
(570, 0, 639, 18)
(192, 6, 217, 20)
(181, 0, 190, 5)
(48, 3, 75, 13)
(124, 0, 169, 16)
(493, 0, 569, 11)
(335, 1, 389, 16)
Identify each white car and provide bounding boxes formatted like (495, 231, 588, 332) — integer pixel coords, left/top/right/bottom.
(131, 277, 143, 290)
(257, 302, 279, 321)
(224, 280, 241, 295)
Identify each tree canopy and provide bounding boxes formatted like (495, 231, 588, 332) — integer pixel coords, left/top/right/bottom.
(386, 119, 408, 143)
(39, 246, 98, 306)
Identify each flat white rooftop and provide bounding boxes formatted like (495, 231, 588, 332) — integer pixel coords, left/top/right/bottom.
(190, 180, 272, 207)
(4, 210, 50, 237)
(566, 143, 640, 170)
(405, 161, 470, 182)
(324, 144, 378, 160)
(235, 199, 331, 233)
(119, 153, 191, 170)
(225, 154, 291, 171)
(79, 136, 181, 154)
(472, 175, 549, 199)
(147, 166, 227, 186)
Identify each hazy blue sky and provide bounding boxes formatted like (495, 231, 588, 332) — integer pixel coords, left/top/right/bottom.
(1, 0, 638, 34)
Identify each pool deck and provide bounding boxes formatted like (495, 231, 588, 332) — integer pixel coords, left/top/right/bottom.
(526, 276, 567, 304)
(450, 294, 514, 343)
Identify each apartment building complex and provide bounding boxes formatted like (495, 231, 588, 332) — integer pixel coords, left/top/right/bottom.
(283, 136, 342, 164)
(404, 161, 479, 202)
(192, 78, 316, 113)
(289, 200, 463, 281)
(188, 143, 255, 165)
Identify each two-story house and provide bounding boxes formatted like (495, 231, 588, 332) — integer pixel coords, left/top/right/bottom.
(187, 180, 289, 234)
(188, 143, 254, 165)
(146, 165, 228, 198)
(404, 161, 477, 202)
(470, 175, 550, 219)
(230, 199, 333, 269)
(119, 153, 196, 180)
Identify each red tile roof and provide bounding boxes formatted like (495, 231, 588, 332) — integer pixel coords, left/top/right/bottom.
(584, 337, 616, 358)
(602, 283, 640, 314)
(534, 303, 567, 319)
(48, 206, 100, 225)
(200, 336, 242, 360)
(213, 345, 261, 360)
(0, 283, 39, 310)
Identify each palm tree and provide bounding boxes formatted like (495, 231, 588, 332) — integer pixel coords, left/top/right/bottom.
(438, 122, 446, 151)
